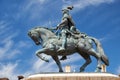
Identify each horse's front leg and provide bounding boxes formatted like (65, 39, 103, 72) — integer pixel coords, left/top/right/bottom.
(52, 55, 63, 72)
(35, 48, 49, 62)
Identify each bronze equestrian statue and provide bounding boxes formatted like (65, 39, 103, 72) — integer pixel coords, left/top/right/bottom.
(28, 27, 109, 72)
(28, 6, 109, 72)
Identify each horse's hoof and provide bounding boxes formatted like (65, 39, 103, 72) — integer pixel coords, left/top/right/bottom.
(80, 69, 84, 72)
(95, 68, 101, 72)
(80, 67, 85, 72)
(59, 70, 63, 72)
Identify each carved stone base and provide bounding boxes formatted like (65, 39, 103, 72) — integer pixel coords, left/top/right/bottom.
(22, 73, 120, 80)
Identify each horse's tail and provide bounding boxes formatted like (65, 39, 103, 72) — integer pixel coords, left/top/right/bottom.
(90, 37, 109, 66)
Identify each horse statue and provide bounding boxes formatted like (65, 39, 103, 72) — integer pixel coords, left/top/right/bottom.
(28, 27, 109, 72)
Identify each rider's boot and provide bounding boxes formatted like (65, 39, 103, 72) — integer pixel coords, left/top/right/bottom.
(57, 37, 66, 52)
(57, 33, 67, 59)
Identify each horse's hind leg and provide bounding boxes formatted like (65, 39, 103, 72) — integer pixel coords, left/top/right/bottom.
(88, 48, 102, 72)
(95, 58, 102, 72)
(78, 52, 92, 72)
(52, 55, 63, 72)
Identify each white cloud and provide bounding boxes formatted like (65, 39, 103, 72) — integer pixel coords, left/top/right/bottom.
(23, 0, 46, 11)
(0, 21, 12, 36)
(11, 0, 60, 27)
(17, 41, 33, 49)
(32, 56, 58, 72)
(0, 32, 21, 60)
(62, 0, 115, 12)
(98, 28, 120, 43)
(0, 63, 18, 80)
(0, 39, 13, 59)
(0, 21, 17, 59)
(0, 53, 82, 80)
(42, 20, 60, 27)
(30, 53, 82, 73)
(116, 66, 120, 74)
(0, 62, 32, 80)
(37, 0, 46, 4)
(61, 53, 82, 64)
(0, 21, 8, 30)
(0, 21, 32, 60)
(15, 0, 49, 22)
(61, 53, 83, 72)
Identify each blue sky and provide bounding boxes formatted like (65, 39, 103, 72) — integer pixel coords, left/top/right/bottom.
(0, 0, 120, 79)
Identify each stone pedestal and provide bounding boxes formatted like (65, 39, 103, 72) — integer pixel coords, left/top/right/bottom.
(22, 73, 120, 80)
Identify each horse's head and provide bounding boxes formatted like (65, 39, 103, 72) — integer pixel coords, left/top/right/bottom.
(28, 27, 56, 45)
(28, 28, 41, 45)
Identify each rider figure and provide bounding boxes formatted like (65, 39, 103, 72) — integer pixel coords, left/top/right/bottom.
(56, 6, 76, 59)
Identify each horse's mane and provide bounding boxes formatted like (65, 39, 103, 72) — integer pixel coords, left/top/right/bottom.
(33, 26, 53, 32)
(33, 27, 54, 33)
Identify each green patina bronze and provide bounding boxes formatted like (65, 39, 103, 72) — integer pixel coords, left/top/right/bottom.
(28, 27, 109, 72)
(28, 6, 109, 72)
